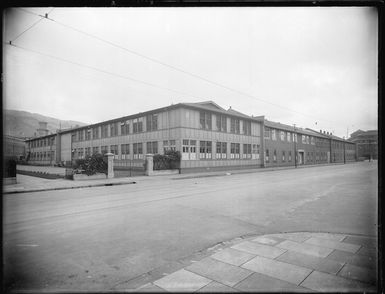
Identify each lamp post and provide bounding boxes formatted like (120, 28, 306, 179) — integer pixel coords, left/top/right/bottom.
(294, 124, 297, 168)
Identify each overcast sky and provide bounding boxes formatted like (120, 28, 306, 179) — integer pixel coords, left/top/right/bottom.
(3, 7, 378, 138)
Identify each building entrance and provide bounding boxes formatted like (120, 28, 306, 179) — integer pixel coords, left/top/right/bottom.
(298, 151, 305, 165)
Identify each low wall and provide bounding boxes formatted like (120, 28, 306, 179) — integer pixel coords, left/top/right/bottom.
(17, 164, 67, 176)
(73, 173, 106, 181)
(148, 169, 180, 176)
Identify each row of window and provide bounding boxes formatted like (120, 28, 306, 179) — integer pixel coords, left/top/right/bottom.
(200, 111, 252, 135)
(29, 137, 55, 148)
(29, 151, 55, 160)
(70, 114, 158, 142)
(265, 149, 329, 163)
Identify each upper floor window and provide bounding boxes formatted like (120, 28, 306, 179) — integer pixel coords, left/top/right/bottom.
(243, 121, 251, 135)
(71, 133, 77, 142)
(200, 111, 212, 130)
(280, 131, 285, 141)
(85, 129, 91, 140)
(92, 126, 99, 139)
(287, 132, 291, 142)
(311, 137, 315, 145)
(146, 114, 158, 132)
(264, 127, 270, 139)
(110, 122, 118, 137)
(133, 117, 143, 133)
(302, 134, 306, 144)
(101, 124, 108, 138)
(306, 136, 310, 144)
(230, 118, 240, 134)
(271, 129, 277, 141)
(216, 115, 227, 132)
(121, 121, 130, 135)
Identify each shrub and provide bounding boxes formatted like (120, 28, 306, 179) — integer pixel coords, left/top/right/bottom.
(153, 150, 181, 170)
(74, 153, 108, 175)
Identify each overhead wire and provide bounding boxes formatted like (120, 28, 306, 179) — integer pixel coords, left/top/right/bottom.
(6, 42, 206, 100)
(13, 8, 338, 125)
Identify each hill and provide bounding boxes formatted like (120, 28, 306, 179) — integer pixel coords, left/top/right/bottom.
(4, 109, 87, 138)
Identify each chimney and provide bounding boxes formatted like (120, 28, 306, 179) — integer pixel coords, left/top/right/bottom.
(320, 129, 322, 133)
(37, 121, 49, 136)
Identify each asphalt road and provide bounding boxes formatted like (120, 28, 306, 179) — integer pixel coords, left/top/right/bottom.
(3, 162, 377, 291)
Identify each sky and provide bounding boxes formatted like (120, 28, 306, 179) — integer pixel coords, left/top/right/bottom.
(3, 7, 378, 138)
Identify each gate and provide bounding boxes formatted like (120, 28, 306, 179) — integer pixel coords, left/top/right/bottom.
(113, 159, 145, 178)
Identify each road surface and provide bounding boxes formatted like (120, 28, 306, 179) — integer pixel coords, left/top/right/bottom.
(3, 162, 377, 291)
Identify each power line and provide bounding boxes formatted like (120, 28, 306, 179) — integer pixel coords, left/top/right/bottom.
(15, 8, 338, 125)
(6, 42, 206, 100)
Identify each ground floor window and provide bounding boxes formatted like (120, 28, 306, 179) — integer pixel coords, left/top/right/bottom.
(265, 149, 269, 163)
(252, 144, 260, 160)
(273, 149, 277, 162)
(182, 139, 197, 160)
(163, 140, 176, 153)
(199, 141, 212, 159)
(78, 148, 84, 159)
(133, 143, 143, 159)
(288, 151, 292, 162)
(282, 151, 285, 162)
(101, 146, 108, 155)
(230, 143, 240, 159)
(146, 141, 158, 154)
(93, 146, 99, 154)
(110, 145, 118, 158)
(121, 144, 130, 159)
(242, 144, 252, 159)
(85, 147, 91, 157)
(216, 142, 227, 159)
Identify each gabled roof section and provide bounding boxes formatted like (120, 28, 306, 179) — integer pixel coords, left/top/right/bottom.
(184, 101, 227, 112)
(226, 107, 251, 119)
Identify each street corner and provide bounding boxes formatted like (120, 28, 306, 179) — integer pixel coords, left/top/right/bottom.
(142, 231, 377, 292)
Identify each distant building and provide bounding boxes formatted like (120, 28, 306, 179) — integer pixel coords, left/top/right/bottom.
(37, 121, 49, 137)
(4, 135, 26, 159)
(348, 129, 378, 160)
(25, 101, 357, 172)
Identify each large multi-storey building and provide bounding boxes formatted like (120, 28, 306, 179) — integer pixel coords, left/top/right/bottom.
(348, 129, 378, 160)
(25, 101, 357, 174)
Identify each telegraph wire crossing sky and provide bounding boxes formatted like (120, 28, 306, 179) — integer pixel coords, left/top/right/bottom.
(3, 7, 378, 138)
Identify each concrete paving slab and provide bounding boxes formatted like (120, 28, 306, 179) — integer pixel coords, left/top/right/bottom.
(234, 272, 312, 292)
(153, 269, 212, 292)
(231, 241, 286, 259)
(342, 235, 377, 248)
(210, 248, 256, 266)
(185, 257, 253, 287)
(277, 250, 344, 274)
(326, 249, 354, 263)
(300, 270, 376, 292)
(338, 264, 377, 285)
(348, 254, 377, 270)
(251, 236, 285, 246)
(309, 232, 346, 241)
(276, 240, 334, 258)
(196, 281, 238, 292)
(268, 232, 312, 243)
(241, 256, 312, 285)
(305, 237, 361, 253)
(136, 283, 167, 292)
(357, 246, 377, 257)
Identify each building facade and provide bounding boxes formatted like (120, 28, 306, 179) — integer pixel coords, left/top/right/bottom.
(25, 101, 357, 173)
(348, 130, 378, 160)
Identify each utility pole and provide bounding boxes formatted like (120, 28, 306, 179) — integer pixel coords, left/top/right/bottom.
(294, 124, 297, 168)
(343, 139, 346, 164)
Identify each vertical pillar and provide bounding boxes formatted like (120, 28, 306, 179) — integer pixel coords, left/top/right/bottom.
(105, 152, 114, 179)
(145, 154, 154, 176)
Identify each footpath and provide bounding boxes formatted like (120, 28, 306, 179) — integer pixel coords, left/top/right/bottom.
(4, 162, 352, 194)
(133, 232, 377, 292)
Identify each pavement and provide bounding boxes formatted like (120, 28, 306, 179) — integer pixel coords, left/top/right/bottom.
(136, 232, 377, 292)
(4, 162, 353, 194)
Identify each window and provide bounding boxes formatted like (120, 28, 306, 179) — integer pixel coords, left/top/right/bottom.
(264, 127, 271, 139)
(272, 129, 277, 140)
(252, 144, 260, 160)
(110, 122, 118, 137)
(146, 141, 158, 154)
(101, 146, 108, 155)
(121, 121, 130, 135)
(266, 149, 270, 163)
(242, 144, 252, 159)
(302, 134, 306, 144)
(287, 132, 291, 142)
(165, 140, 176, 152)
(311, 137, 315, 145)
(273, 149, 277, 162)
(85, 129, 91, 140)
(121, 144, 130, 159)
(199, 141, 212, 159)
(306, 136, 310, 144)
(282, 151, 286, 162)
(243, 121, 251, 135)
(78, 148, 84, 159)
(71, 132, 76, 142)
(216, 115, 227, 132)
(101, 124, 108, 138)
(92, 126, 99, 139)
(133, 143, 143, 159)
(92, 146, 99, 154)
(78, 130, 84, 141)
(230, 118, 240, 134)
(230, 143, 240, 159)
(110, 145, 118, 158)
(146, 114, 158, 132)
(280, 131, 285, 141)
(293, 133, 297, 143)
(288, 151, 292, 162)
(216, 142, 227, 159)
(85, 147, 91, 157)
(200, 111, 212, 130)
(133, 117, 143, 133)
